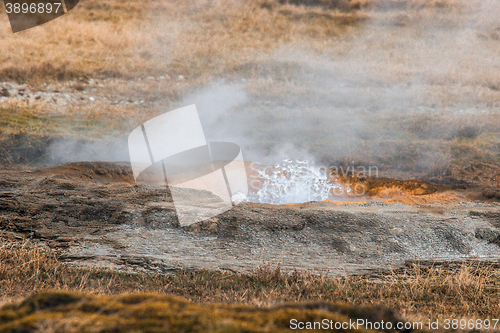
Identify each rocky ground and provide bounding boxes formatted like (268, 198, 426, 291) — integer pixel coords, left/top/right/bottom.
(1, 162, 499, 276)
(0, 77, 178, 107)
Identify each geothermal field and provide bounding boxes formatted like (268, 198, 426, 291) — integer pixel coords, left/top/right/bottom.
(0, 0, 499, 331)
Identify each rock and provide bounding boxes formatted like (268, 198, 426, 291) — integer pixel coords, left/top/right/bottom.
(83, 162, 95, 169)
(484, 190, 496, 198)
(483, 188, 500, 200)
(475, 228, 499, 242)
(0, 87, 10, 97)
(95, 168, 108, 175)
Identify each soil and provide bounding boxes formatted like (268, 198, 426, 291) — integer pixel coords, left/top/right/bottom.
(1, 162, 499, 276)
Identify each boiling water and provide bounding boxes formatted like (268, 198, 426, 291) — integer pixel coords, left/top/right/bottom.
(239, 159, 342, 205)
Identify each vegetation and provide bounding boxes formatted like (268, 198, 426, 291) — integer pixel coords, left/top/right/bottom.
(0, 0, 363, 83)
(0, 291, 379, 333)
(1, 240, 500, 332)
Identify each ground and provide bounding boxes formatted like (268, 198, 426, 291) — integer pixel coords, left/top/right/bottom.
(0, 0, 500, 332)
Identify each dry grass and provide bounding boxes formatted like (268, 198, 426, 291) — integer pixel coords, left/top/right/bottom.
(0, 0, 172, 82)
(360, 114, 500, 180)
(0, 0, 363, 84)
(408, 0, 461, 8)
(354, 0, 462, 9)
(1, 239, 500, 329)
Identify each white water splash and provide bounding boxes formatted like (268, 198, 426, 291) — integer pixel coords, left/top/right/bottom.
(240, 159, 341, 204)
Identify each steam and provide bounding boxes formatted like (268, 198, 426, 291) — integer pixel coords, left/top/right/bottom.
(183, 81, 248, 143)
(176, 0, 500, 170)
(47, 137, 129, 163)
(45, 0, 499, 174)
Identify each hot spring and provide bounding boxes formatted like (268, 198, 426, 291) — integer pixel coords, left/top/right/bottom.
(236, 159, 342, 205)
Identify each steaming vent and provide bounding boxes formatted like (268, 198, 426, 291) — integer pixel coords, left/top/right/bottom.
(240, 159, 342, 204)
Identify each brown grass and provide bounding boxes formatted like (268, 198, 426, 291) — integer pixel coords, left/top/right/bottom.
(0, 0, 363, 84)
(408, 0, 461, 9)
(1, 239, 500, 329)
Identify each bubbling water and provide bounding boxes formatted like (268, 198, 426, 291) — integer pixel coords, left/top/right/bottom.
(240, 159, 342, 205)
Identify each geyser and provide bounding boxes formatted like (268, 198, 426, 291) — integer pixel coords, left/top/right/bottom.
(242, 159, 341, 204)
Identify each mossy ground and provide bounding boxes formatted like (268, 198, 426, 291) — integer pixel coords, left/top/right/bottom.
(0, 290, 382, 333)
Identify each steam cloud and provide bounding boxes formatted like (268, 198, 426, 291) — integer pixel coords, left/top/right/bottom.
(180, 0, 500, 168)
(47, 0, 499, 171)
